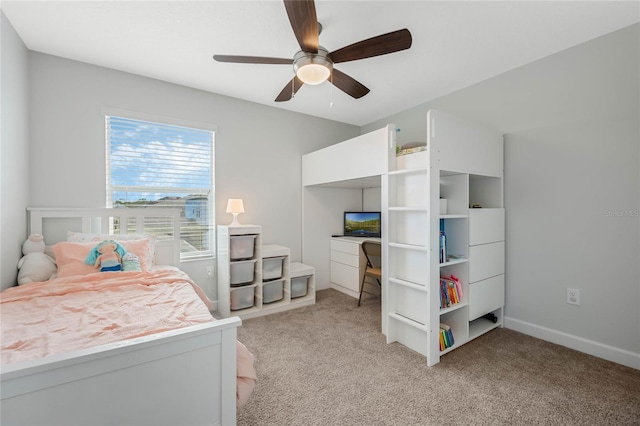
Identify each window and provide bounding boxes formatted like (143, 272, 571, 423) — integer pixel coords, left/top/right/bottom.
(106, 115, 215, 259)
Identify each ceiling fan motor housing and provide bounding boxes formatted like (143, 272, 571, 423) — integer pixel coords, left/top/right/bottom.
(293, 47, 333, 85)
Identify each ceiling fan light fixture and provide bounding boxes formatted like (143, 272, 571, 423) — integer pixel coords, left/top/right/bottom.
(293, 47, 333, 85)
(296, 63, 330, 85)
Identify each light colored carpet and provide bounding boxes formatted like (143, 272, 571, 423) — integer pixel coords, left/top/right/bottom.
(237, 289, 640, 425)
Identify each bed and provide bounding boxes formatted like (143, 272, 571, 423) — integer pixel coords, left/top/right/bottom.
(302, 110, 504, 366)
(1, 207, 256, 426)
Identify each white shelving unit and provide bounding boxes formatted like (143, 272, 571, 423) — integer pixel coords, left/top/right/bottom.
(217, 225, 262, 319)
(384, 110, 504, 366)
(301, 111, 503, 366)
(217, 225, 315, 320)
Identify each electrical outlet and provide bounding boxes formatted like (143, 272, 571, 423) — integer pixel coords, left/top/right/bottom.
(567, 288, 580, 306)
(206, 266, 214, 279)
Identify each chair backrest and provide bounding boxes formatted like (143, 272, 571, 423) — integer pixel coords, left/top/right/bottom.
(362, 241, 382, 268)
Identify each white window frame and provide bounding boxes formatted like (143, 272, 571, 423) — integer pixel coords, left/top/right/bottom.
(104, 108, 217, 260)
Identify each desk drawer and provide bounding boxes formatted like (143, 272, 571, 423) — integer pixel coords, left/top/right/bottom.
(330, 239, 360, 256)
(331, 250, 359, 267)
(330, 261, 360, 292)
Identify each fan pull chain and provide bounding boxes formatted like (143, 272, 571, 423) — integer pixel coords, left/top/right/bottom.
(291, 77, 295, 99)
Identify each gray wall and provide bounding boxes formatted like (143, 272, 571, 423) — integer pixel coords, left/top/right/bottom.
(2, 11, 637, 367)
(363, 24, 639, 366)
(23, 52, 359, 298)
(0, 12, 30, 291)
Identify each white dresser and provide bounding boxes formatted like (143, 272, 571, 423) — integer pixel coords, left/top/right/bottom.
(330, 237, 381, 298)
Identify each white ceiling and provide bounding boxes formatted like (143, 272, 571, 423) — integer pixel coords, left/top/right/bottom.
(2, 1, 638, 126)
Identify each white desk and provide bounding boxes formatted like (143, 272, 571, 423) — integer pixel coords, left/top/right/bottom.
(330, 237, 381, 298)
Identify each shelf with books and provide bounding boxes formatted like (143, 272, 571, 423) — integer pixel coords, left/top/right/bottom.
(440, 256, 468, 267)
(439, 323, 455, 351)
(383, 110, 503, 367)
(439, 274, 463, 308)
(440, 308, 468, 350)
(439, 302, 468, 315)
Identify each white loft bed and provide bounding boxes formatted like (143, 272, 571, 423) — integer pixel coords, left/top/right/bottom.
(302, 110, 504, 366)
(302, 125, 392, 188)
(1, 207, 241, 426)
(301, 125, 393, 294)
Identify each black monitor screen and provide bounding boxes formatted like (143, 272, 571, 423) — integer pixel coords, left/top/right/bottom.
(344, 212, 381, 238)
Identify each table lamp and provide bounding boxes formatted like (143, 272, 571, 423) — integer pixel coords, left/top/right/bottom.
(226, 198, 245, 226)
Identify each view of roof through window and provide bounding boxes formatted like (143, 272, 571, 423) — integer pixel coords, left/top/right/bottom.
(106, 116, 215, 258)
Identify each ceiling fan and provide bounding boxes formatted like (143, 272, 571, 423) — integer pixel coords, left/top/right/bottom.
(213, 0, 412, 102)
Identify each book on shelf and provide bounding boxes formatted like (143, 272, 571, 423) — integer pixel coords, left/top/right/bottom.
(439, 274, 463, 309)
(439, 323, 454, 351)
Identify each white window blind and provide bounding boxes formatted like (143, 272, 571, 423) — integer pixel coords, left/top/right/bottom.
(106, 115, 215, 259)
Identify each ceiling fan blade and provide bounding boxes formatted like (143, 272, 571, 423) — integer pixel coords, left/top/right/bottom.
(275, 76, 304, 102)
(329, 29, 412, 64)
(213, 55, 293, 65)
(283, 0, 319, 53)
(331, 69, 370, 99)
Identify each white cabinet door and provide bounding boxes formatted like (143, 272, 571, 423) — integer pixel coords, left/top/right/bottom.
(468, 274, 505, 321)
(469, 241, 505, 283)
(469, 208, 504, 246)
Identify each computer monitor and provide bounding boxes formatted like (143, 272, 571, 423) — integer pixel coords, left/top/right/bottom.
(343, 211, 381, 238)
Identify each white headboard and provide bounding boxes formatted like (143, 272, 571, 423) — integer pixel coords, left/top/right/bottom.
(27, 207, 182, 267)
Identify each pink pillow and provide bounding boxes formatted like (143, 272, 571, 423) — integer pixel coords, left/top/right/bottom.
(53, 241, 99, 278)
(66, 232, 157, 268)
(53, 239, 153, 278)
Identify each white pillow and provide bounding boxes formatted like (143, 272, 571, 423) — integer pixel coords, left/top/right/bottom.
(66, 231, 157, 268)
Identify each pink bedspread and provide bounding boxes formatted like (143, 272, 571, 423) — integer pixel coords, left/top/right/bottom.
(1, 269, 257, 407)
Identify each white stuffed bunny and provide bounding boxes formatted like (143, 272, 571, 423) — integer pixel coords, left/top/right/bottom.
(17, 234, 57, 285)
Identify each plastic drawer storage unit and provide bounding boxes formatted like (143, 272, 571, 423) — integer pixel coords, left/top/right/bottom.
(230, 235, 257, 260)
(290, 262, 315, 299)
(262, 278, 284, 304)
(262, 256, 286, 281)
(230, 259, 257, 285)
(230, 283, 257, 311)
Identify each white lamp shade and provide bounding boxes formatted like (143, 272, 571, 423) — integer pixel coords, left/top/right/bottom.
(226, 199, 245, 226)
(226, 199, 245, 214)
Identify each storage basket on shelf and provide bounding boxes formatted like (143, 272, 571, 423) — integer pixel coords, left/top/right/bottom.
(230, 283, 256, 310)
(230, 235, 257, 260)
(262, 278, 284, 304)
(291, 275, 311, 298)
(230, 259, 257, 286)
(262, 256, 285, 281)
(290, 262, 314, 299)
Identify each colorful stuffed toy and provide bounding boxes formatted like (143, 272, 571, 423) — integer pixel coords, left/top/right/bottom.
(17, 234, 57, 285)
(85, 240, 126, 272)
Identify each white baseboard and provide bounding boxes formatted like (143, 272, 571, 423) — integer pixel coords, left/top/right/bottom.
(330, 283, 359, 299)
(504, 316, 640, 370)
